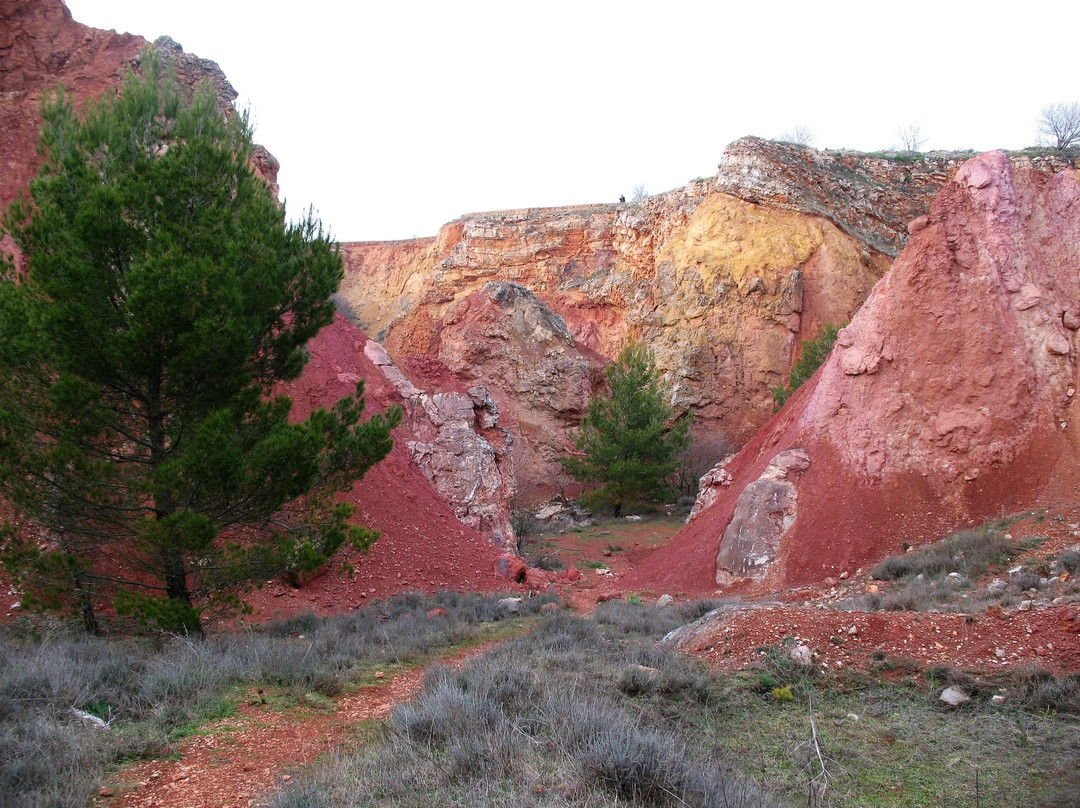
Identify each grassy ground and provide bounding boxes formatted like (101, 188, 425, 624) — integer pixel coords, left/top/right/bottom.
(269, 601, 1080, 808)
(706, 653, 1080, 807)
(0, 591, 552, 808)
(517, 512, 685, 574)
(7, 515, 1080, 807)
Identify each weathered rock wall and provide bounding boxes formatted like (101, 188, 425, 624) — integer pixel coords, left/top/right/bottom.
(0, 1, 279, 268)
(341, 139, 980, 499)
(337, 238, 435, 341)
(625, 152, 1080, 595)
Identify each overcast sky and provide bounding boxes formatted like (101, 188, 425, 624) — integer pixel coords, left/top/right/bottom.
(64, 0, 1076, 242)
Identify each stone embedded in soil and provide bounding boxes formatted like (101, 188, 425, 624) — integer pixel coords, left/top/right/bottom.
(939, 686, 972, 707)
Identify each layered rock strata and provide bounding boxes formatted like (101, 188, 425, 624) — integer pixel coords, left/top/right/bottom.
(340, 139, 990, 499)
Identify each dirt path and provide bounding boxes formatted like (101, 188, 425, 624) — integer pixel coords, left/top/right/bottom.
(99, 641, 500, 808)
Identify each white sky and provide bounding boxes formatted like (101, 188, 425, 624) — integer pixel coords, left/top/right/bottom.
(64, 0, 1077, 242)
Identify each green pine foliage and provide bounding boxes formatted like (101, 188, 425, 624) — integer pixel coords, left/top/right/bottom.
(562, 343, 691, 516)
(771, 322, 842, 409)
(0, 49, 401, 634)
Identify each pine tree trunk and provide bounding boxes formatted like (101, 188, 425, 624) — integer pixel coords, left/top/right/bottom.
(73, 568, 101, 636)
(149, 398, 202, 635)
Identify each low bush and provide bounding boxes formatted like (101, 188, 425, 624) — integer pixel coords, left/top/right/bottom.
(272, 606, 779, 808)
(870, 527, 1015, 583)
(0, 591, 542, 808)
(1056, 549, 1080, 574)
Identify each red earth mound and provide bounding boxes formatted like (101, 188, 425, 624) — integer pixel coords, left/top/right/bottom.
(626, 152, 1080, 597)
(242, 314, 516, 622)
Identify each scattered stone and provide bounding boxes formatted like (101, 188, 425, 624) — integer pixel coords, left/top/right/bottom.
(498, 597, 523, 614)
(847, 625, 858, 635)
(524, 568, 554, 589)
(789, 644, 813, 667)
(627, 664, 661, 683)
(1018, 600, 1033, 611)
(496, 554, 527, 583)
(657, 594, 674, 608)
(987, 579, 1007, 594)
(991, 694, 1006, 705)
(540, 601, 560, 614)
(995, 648, 1007, 659)
(98, 787, 114, 797)
(624, 515, 643, 522)
(846, 713, 860, 722)
(71, 708, 109, 730)
(939, 686, 971, 707)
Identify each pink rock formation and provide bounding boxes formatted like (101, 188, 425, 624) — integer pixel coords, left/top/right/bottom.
(626, 152, 1080, 595)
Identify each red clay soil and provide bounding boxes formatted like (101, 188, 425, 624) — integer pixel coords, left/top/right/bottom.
(239, 316, 520, 622)
(100, 640, 502, 808)
(569, 506, 1080, 674)
(675, 604, 1080, 674)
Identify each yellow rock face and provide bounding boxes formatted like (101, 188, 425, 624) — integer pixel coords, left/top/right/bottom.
(643, 193, 888, 441)
(659, 194, 827, 288)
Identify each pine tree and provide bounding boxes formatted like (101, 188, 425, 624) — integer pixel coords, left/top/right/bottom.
(771, 322, 842, 410)
(562, 343, 691, 516)
(0, 49, 400, 633)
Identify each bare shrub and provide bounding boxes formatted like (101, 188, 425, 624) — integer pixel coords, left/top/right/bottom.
(671, 434, 735, 499)
(779, 125, 816, 146)
(896, 123, 926, 152)
(1037, 102, 1080, 151)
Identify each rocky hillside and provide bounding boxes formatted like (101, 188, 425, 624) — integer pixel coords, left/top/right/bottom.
(0, 1, 515, 621)
(339, 140, 989, 501)
(625, 150, 1080, 595)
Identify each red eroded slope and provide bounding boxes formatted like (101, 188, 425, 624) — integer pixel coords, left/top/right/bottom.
(626, 153, 1080, 597)
(236, 315, 513, 621)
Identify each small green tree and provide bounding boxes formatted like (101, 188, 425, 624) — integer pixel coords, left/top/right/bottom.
(562, 343, 691, 516)
(772, 322, 842, 410)
(0, 49, 401, 634)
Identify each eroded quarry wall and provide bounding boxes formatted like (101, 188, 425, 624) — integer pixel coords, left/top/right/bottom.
(338, 140, 981, 501)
